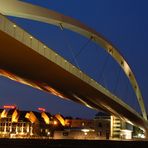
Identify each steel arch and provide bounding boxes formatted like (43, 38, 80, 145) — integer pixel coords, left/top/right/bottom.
(0, 0, 147, 120)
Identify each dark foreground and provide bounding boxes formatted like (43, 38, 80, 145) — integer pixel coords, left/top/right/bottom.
(0, 138, 148, 148)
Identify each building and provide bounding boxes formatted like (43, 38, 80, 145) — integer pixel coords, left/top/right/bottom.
(0, 108, 134, 140)
(94, 112, 110, 139)
(54, 128, 97, 140)
(65, 118, 94, 128)
(56, 117, 97, 140)
(110, 116, 133, 139)
(0, 108, 63, 138)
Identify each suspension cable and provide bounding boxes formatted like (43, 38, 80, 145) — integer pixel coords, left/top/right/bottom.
(113, 67, 121, 94)
(101, 73, 109, 89)
(59, 23, 80, 69)
(75, 36, 93, 58)
(97, 53, 109, 82)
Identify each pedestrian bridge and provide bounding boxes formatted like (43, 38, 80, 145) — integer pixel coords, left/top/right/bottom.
(0, 0, 148, 135)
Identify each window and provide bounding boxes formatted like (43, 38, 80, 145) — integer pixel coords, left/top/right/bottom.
(98, 123, 102, 128)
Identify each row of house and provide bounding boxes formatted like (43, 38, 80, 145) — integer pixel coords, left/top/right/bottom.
(0, 107, 137, 139)
(0, 108, 63, 138)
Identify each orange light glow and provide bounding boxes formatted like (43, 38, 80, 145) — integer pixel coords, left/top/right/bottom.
(41, 112, 50, 124)
(3, 105, 16, 109)
(0, 69, 43, 92)
(38, 107, 46, 112)
(55, 114, 65, 126)
(11, 109, 19, 123)
(0, 110, 8, 118)
(0, 69, 66, 99)
(53, 120, 58, 125)
(43, 85, 65, 99)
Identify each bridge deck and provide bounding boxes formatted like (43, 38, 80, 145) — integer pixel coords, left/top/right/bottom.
(0, 14, 148, 132)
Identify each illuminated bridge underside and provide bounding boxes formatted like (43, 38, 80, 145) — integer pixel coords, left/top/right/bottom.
(0, 16, 148, 132)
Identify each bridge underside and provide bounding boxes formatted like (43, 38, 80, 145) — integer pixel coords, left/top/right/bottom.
(0, 29, 148, 132)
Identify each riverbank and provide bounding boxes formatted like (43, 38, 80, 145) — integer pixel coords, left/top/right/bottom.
(0, 138, 148, 148)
